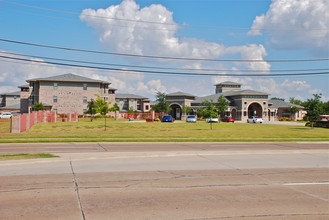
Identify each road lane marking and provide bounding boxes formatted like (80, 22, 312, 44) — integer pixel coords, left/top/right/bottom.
(283, 182, 329, 186)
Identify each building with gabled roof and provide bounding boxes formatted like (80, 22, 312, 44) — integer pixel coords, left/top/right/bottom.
(24, 73, 116, 114)
(165, 81, 303, 121)
(0, 91, 21, 113)
(268, 99, 305, 120)
(115, 93, 150, 112)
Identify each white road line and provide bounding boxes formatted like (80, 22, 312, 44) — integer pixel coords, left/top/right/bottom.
(283, 182, 329, 186)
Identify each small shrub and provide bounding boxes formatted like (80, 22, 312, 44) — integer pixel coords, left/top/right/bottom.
(146, 118, 153, 122)
(154, 118, 160, 122)
(279, 117, 292, 121)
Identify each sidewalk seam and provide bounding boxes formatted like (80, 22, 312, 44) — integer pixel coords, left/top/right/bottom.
(70, 160, 86, 220)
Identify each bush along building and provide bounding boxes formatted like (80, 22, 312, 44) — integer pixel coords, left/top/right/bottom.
(165, 81, 304, 121)
(22, 73, 116, 115)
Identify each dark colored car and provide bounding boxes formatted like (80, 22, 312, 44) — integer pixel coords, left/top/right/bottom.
(221, 117, 235, 123)
(162, 115, 173, 122)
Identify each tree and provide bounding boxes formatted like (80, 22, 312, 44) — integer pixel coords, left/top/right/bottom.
(271, 97, 285, 101)
(152, 91, 171, 116)
(182, 105, 192, 116)
(86, 99, 97, 122)
(95, 95, 111, 131)
(201, 99, 218, 119)
(32, 102, 44, 111)
(320, 101, 329, 115)
(288, 106, 299, 121)
(303, 94, 322, 128)
(201, 99, 218, 130)
(216, 95, 230, 119)
(109, 103, 120, 112)
(289, 97, 303, 106)
(127, 107, 138, 114)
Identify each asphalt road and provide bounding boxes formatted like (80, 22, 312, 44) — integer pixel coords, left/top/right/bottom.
(0, 142, 328, 220)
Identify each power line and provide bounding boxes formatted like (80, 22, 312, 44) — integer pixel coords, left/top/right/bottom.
(1, 38, 328, 62)
(1, 55, 328, 77)
(2, 8, 327, 37)
(1, 51, 328, 73)
(1, 0, 328, 32)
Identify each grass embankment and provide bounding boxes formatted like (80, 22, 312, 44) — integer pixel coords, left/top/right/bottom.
(0, 118, 328, 143)
(0, 153, 58, 160)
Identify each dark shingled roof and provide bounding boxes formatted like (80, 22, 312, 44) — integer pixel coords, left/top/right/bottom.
(18, 84, 29, 88)
(193, 93, 230, 104)
(269, 100, 304, 108)
(0, 103, 20, 109)
(0, 91, 20, 96)
(193, 90, 269, 104)
(214, 81, 242, 86)
(115, 94, 148, 99)
(26, 73, 110, 84)
(167, 91, 196, 97)
(222, 90, 270, 96)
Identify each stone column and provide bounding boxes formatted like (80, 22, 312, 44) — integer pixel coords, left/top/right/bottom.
(11, 114, 21, 133)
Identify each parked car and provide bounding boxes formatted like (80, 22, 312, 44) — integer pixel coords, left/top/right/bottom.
(221, 117, 235, 123)
(162, 115, 173, 122)
(186, 115, 197, 123)
(206, 118, 219, 123)
(0, 112, 12, 119)
(247, 116, 263, 123)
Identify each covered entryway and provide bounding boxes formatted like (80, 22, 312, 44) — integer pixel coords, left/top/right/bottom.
(248, 103, 263, 118)
(170, 104, 182, 120)
(231, 109, 237, 120)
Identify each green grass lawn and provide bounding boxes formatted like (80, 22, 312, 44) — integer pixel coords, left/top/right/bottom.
(0, 153, 58, 160)
(0, 118, 328, 142)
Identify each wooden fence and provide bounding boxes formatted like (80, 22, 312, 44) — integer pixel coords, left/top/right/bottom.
(11, 111, 78, 133)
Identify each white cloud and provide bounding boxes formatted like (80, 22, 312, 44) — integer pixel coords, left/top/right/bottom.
(80, 0, 271, 68)
(248, 0, 329, 55)
(79, 0, 274, 100)
(225, 44, 271, 71)
(80, 0, 226, 59)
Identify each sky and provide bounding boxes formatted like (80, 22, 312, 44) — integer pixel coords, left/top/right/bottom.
(0, 0, 328, 101)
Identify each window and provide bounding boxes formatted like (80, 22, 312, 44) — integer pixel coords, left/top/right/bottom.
(83, 96, 87, 103)
(244, 111, 247, 116)
(137, 100, 141, 111)
(145, 105, 149, 111)
(54, 83, 58, 89)
(282, 111, 290, 118)
(122, 99, 128, 110)
(83, 109, 87, 114)
(83, 84, 87, 90)
(53, 96, 57, 103)
(14, 96, 17, 100)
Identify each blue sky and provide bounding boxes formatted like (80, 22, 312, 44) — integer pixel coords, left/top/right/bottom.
(0, 0, 328, 101)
